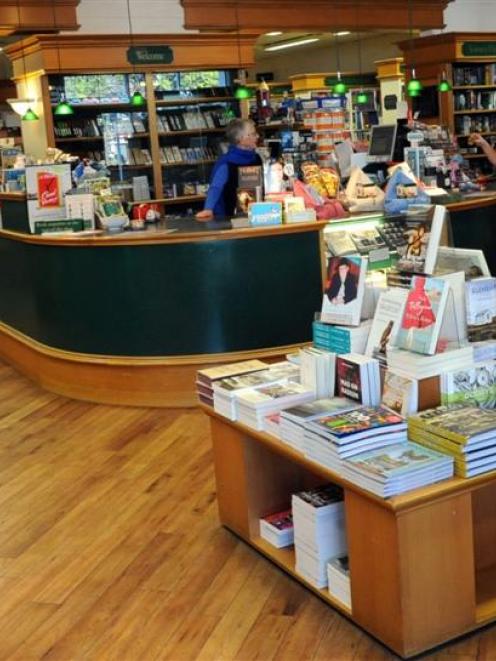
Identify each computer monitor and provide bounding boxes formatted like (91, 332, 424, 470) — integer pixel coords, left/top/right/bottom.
(367, 124, 397, 162)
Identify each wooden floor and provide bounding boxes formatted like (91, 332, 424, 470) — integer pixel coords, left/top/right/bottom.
(1, 361, 496, 660)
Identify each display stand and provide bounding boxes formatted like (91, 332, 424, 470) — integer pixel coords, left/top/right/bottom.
(203, 404, 496, 659)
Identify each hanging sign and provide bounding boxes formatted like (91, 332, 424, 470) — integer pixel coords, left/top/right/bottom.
(127, 46, 174, 65)
(461, 42, 496, 57)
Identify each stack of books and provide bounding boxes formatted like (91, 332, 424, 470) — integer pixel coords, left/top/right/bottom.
(408, 405, 496, 477)
(387, 346, 474, 380)
(212, 361, 300, 420)
(327, 555, 351, 609)
(196, 359, 266, 407)
(263, 412, 282, 438)
(336, 354, 381, 406)
(279, 398, 358, 452)
(313, 320, 371, 355)
(303, 406, 408, 473)
(340, 442, 454, 497)
(259, 509, 294, 548)
(236, 382, 315, 430)
(292, 485, 347, 589)
(299, 347, 336, 399)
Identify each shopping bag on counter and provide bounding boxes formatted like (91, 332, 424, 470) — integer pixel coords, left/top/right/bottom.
(384, 169, 431, 214)
(345, 167, 385, 213)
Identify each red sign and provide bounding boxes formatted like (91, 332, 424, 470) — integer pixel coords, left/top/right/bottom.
(37, 171, 60, 208)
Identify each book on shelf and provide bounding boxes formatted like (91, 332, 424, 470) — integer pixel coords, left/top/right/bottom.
(292, 485, 347, 589)
(313, 319, 371, 355)
(435, 247, 491, 280)
(336, 354, 380, 406)
(441, 362, 496, 410)
(259, 509, 294, 548)
(386, 345, 474, 380)
(279, 397, 359, 452)
(299, 347, 336, 399)
(321, 255, 368, 327)
(408, 405, 496, 477)
(365, 288, 408, 363)
(340, 441, 454, 497)
(395, 276, 450, 355)
(327, 555, 351, 609)
(381, 370, 419, 417)
(394, 205, 445, 275)
(465, 277, 496, 327)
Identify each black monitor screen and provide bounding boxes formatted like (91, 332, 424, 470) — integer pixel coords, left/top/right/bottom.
(368, 124, 397, 161)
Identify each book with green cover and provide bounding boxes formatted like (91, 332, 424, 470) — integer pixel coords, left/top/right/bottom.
(408, 405, 496, 445)
(441, 362, 496, 409)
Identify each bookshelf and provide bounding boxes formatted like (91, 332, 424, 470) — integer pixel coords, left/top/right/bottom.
(45, 69, 241, 208)
(398, 33, 496, 174)
(204, 405, 496, 659)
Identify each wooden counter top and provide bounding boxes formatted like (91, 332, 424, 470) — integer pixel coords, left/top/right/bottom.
(445, 193, 496, 212)
(0, 220, 325, 247)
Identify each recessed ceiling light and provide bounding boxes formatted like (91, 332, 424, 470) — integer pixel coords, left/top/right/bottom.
(265, 31, 283, 36)
(334, 31, 351, 36)
(265, 37, 320, 52)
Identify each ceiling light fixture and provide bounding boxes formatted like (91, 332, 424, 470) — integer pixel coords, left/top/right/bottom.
(265, 31, 282, 37)
(264, 37, 319, 52)
(334, 31, 351, 36)
(234, 5, 251, 100)
(333, 35, 348, 95)
(438, 71, 452, 93)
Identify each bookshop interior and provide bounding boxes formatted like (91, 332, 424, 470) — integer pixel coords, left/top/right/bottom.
(2, 0, 496, 658)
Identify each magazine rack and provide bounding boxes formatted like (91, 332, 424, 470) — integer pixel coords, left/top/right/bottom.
(202, 405, 496, 658)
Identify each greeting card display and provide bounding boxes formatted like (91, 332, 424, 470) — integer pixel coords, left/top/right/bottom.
(321, 256, 367, 327)
(26, 164, 72, 233)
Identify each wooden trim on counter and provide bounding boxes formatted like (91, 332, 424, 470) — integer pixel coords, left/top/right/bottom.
(0, 322, 308, 408)
(0, 222, 325, 247)
(445, 195, 496, 213)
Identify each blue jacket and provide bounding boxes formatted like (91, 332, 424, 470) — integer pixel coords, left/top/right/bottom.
(204, 146, 262, 217)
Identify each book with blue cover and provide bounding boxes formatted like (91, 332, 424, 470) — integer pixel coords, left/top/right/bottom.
(249, 202, 282, 226)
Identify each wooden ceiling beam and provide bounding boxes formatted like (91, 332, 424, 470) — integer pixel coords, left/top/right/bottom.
(181, 0, 453, 31)
(0, 0, 80, 35)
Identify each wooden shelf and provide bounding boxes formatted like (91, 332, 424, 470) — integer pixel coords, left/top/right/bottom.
(454, 109, 496, 115)
(453, 85, 496, 90)
(108, 164, 153, 169)
(51, 102, 147, 110)
(54, 136, 103, 142)
(456, 131, 496, 137)
(155, 96, 235, 106)
(475, 566, 496, 623)
(163, 194, 206, 204)
(252, 536, 352, 616)
(161, 160, 215, 168)
(158, 128, 225, 136)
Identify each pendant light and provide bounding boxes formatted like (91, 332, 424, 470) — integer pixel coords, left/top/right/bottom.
(406, 0, 422, 97)
(333, 35, 348, 96)
(354, 6, 368, 106)
(126, 0, 146, 106)
(8, 0, 39, 120)
(234, 5, 251, 100)
(51, 0, 74, 115)
(438, 71, 452, 93)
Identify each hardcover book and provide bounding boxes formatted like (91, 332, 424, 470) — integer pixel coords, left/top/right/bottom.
(321, 256, 367, 327)
(396, 276, 450, 355)
(465, 277, 496, 326)
(435, 247, 490, 280)
(394, 205, 445, 275)
(441, 362, 496, 409)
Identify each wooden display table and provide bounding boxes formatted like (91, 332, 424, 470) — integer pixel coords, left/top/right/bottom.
(203, 405, 496, 658)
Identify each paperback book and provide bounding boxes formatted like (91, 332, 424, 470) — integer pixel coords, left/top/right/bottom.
(394, 205, 445, 275)
(381, 370, 419, 416)
(465, 277, 496, 326)
(365, 288, 408, 362)
(435, 247, 490, 280)
(321, 256, 368, 327)
(259, 509, 294, 548)
(336, 354, 381, 406)
(395, 276, 450, 355)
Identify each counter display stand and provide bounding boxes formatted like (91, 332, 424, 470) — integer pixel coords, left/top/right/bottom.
(203, 405, 496, 658)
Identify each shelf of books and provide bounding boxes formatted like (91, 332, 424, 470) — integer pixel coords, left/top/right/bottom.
(198, 204, 496, 658)
(154, 69, 240, 207)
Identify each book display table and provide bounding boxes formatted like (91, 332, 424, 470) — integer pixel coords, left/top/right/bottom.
(203, 405, 496, 658)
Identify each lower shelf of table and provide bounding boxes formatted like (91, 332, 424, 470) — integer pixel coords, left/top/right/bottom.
(244, 534, 352, 617)
(476, 565, 496, 623)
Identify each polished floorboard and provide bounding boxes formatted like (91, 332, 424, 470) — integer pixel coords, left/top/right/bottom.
(0, 360, 496, 660)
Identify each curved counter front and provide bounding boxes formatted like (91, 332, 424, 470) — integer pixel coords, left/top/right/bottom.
(0, 220, 324, 407)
